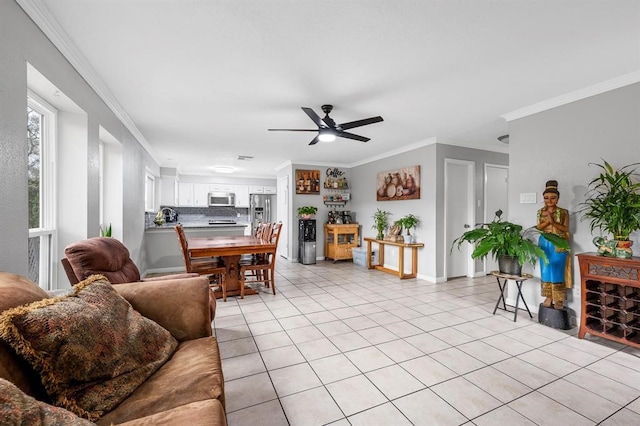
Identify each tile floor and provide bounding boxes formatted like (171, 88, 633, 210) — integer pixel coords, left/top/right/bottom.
(213, 260, 640, 426)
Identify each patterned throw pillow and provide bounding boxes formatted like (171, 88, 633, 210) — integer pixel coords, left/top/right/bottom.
(0, 275, 178, 421)
(0, 378, 96, 425)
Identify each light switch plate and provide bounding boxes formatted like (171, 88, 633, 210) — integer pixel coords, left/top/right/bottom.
(519, 193, 537, 203)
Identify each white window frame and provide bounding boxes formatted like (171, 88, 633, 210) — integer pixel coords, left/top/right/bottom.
(98, 140, 105, 227)
(145, 169, 156, 212)
(27, 91, 58, 290)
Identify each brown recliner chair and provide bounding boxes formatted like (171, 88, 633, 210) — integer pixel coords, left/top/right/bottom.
(62, 237, 217, 318)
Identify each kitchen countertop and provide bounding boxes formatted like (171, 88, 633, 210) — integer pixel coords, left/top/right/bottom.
(146, 222, 249, 231)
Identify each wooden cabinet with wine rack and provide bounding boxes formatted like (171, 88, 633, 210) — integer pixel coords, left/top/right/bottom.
(577, 253, 640, 348)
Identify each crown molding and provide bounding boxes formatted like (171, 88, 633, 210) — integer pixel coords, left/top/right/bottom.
(274, 160, 292, 173)
(349, 137, 438, 168)
(501, 71, 640, 122)
(17, 0, 159, 164)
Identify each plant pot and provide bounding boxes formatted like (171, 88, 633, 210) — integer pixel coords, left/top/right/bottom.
(376, 233, 384, 240)
(594, 236, 633, 258)
(301, 214, 314, 220)
(616, 239, 633, 258)
(403, 235, 412, 244)
(498, 255, 522, 276)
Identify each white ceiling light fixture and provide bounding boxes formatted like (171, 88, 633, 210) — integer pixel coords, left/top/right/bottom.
(497, 134, 509, 144)
(318, 129, 336, 143)
(212, 165, 235, 173)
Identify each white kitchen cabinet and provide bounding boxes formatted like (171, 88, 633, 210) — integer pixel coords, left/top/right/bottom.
(249, 185, 276, 194)
(159, 176, 178, 206)
(193, 183, 210, 206)
(178, 182, 193, 206)
(210, 183, 234, 193)
(234, 184, 250, 207)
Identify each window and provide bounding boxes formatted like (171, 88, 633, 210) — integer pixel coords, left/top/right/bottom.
(145, 170, 155, 212)
(27, 94, 57, 289)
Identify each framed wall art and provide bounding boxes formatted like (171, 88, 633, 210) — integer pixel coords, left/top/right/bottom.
(376, 165, 420, 201)
(295, 169, 321, 194)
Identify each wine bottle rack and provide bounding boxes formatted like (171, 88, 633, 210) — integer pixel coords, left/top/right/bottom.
(578, 253, 640, 347)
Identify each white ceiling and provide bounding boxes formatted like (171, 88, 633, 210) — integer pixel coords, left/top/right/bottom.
(22, 0, 640, 178)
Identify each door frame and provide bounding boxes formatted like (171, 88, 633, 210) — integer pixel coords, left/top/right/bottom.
(277, 175, 289, 259)
(443, 158, 476, 280)
(483, 163, 509, 274)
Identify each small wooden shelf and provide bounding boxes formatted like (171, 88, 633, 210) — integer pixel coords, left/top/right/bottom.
(324, 201, 348, 206)
(324, 224, 359, 262)
(578, 253, 640, 348)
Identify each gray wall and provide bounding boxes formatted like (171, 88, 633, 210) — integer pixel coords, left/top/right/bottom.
(289, 164, 351, 262)
(349, 143, 508, 281)
(508, 82, 640, 317)
(0, 1, 158, 285)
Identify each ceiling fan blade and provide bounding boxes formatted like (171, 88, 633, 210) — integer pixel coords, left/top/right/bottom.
(308, 135, 320, 145)
(339, 116, 384, 130)
(338, 131, 370, 142)
(301, 107, 328, 128)
(268, 128, 317, 132)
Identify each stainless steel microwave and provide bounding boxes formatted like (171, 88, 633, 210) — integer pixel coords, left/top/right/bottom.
(208, 192, 236, 207)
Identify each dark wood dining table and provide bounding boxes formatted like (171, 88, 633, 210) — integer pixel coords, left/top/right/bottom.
(188, 235, 277, 298)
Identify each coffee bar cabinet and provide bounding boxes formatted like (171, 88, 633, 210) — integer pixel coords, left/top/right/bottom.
(577, 253, 640, 348)
(324, 224, 359, 263)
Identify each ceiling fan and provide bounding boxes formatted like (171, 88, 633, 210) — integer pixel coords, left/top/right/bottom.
(268, 105, 383, 145)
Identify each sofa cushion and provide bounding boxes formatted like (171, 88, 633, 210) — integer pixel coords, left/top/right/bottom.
(97, 337, 225, 425)
(114, 399, 227, 426)
(0, 272, 51, 400)
(0, 275, 178, 421)
(0, 378, 96, 425)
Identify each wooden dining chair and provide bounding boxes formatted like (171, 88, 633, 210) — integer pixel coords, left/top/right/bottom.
(242, 221, 272, 266)
(174, 224, 229, 301)
(239, 222, 283, 298)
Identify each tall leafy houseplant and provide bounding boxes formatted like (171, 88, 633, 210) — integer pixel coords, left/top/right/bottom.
(451, 210, 570, 274)
(372, 209, 391, 240)
(579, 160, 640, 242)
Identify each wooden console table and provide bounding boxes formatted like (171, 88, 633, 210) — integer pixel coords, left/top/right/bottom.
(364, 237, 424, 279)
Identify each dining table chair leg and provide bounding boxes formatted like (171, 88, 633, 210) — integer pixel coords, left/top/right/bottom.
(221, 273, 227, 301)
(240, 271, 245, 299)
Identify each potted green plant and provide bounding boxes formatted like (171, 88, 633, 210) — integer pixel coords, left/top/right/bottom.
(100, 223, 112, 237)
(579, 160, 640, 256)
(451, 210, 570, 275)
(372, 208, 391, 240)
(397, 214, 420, 243)
(297, 206, 318, 219)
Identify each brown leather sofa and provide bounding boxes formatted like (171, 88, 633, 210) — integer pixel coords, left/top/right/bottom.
(0, 272, 227, 425)
(62, 237, 217, 318)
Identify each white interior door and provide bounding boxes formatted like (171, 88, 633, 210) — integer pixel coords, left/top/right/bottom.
(445, 159, 475, 279)
(484, 164, 509, 273)
(277, 175, 289, 259)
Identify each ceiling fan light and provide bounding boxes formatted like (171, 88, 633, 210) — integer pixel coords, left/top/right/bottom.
(212, 166, 234, 173)
(318, 132, 336, 142)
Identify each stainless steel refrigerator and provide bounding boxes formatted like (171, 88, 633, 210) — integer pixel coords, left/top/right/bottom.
(250, 194, 276, 234)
